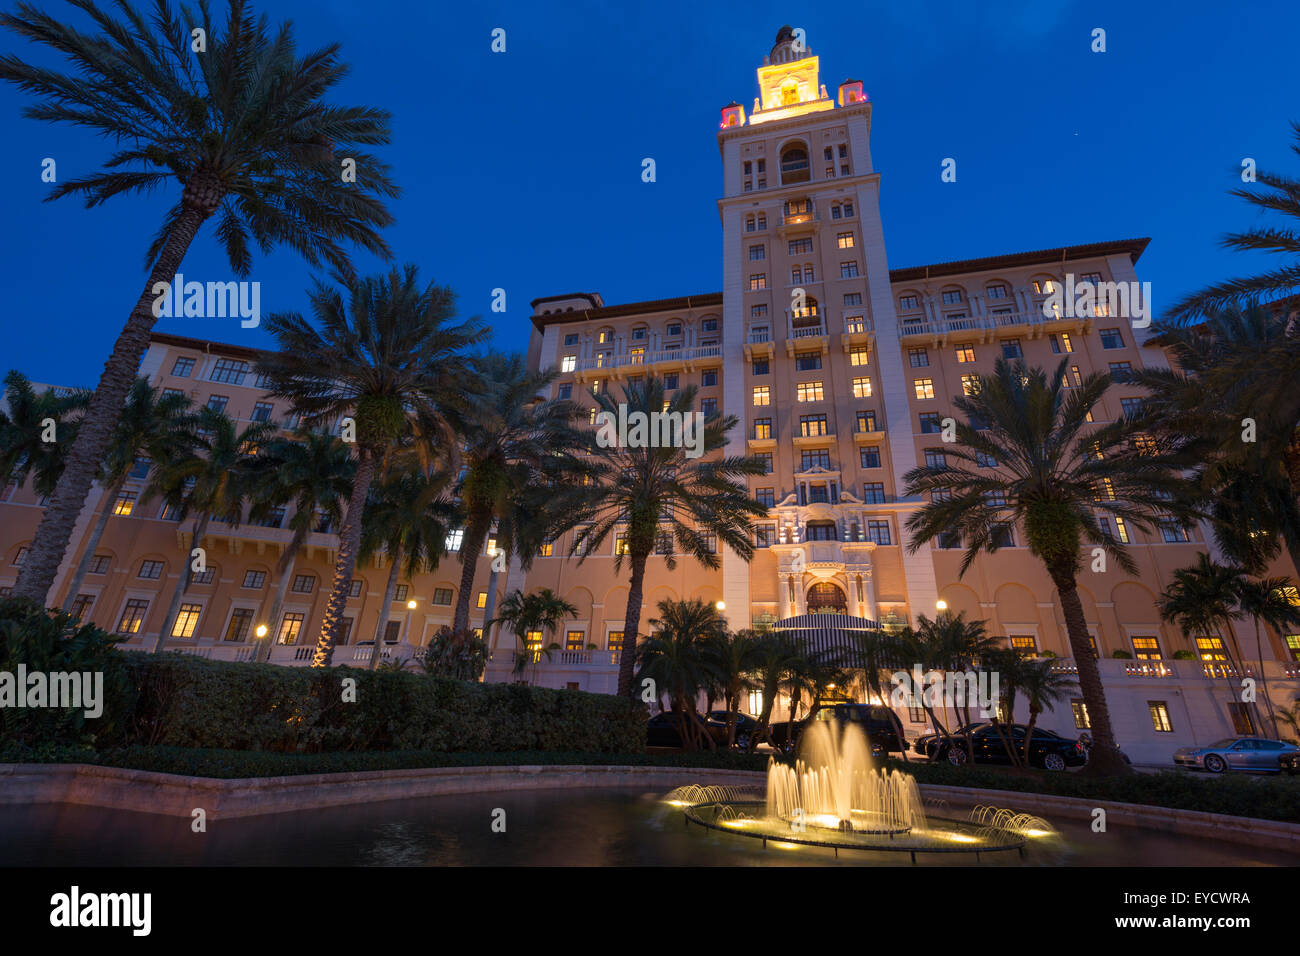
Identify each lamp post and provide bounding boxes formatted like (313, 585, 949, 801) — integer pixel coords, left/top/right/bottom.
(401, 599, 418, 658)
(254, 623, 268, 661)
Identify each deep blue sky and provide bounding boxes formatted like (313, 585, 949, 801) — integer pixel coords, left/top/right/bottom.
(2, 0, 1297, 387)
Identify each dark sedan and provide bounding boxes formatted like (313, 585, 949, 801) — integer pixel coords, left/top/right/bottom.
(705, 710, 761, 750)
(646, 711, 728, 749)
(929, 723, 1087, 771)
(913, 722, 987, 758)
(768, 703, 907, 757)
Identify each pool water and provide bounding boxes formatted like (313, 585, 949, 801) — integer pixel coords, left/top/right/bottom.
(0, 786, 1289, 867)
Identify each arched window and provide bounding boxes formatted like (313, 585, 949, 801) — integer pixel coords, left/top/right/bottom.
(807, 582, 847, 613)
(781, 144, 810, 185)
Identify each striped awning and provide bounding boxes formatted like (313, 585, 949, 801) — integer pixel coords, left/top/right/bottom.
(773, 613, 899, 671)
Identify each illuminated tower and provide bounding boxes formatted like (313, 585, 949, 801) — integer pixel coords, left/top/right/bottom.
(717, 26, 940, 629)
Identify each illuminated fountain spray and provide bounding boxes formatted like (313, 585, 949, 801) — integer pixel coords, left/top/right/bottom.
(765, 720, 927, 833)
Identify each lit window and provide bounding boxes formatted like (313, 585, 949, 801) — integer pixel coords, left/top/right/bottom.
(836, 232, 855, 249)
(955, 345, 975, 363)
(749, 274, 767, 291)
(850, 346, 870, 366)
(851, 377, 872, 398)
(1148, 701, 1173, 733)
(561, 355, 576, 373)
(477, 592, 488, 609)
(112, 493, 136, 516)
(752, 386, 770, 406)
(278, 612, 305, 645)
(960, 374, 980, 396)
(116, 599, 149, 635)
(913, 379, 935, 400)
(171, 603, 202, 638)
(796, 382, 824, 402)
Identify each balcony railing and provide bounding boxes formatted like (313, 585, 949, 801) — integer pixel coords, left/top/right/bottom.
(789, 322, 827, 339)
(898, 310, 1066, 338)
(574, 345, 721, 372)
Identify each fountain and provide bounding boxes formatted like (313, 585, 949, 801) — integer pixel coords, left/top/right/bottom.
(667, 720, 1057, 859)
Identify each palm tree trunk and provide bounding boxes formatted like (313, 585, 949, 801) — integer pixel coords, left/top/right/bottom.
(748, 676, 781, 753)
(151, 512, 210, 653)
(59, 473, 126, 613)
(13, 203, 213, 605)
(368, 549, 403, 670)
(1255, 619, 1281, 738)
(313, 448, 377, 667)
(452, 512, 491, 633)
(1049, 565, 1128, 775)
(617, 548, 651, 698)
(254, 524, 310, 664)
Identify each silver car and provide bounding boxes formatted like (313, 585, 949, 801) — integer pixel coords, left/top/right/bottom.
(1173, 737, 1300, 773)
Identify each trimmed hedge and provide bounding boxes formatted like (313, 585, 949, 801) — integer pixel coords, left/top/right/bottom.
(105, 654, 645, 754)
(0, 744, 770, 778)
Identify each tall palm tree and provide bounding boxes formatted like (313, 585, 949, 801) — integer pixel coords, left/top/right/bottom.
(1235, 577, 1300, 738)
(59, 380, 198, 614)
(903, 359, 1189, 775)
(450, 354, 588, 633)
(1165, 122, 1300, 321)
(245, 430, 356, 663)
(1158, 555, 1265, 735)
(567, 376, 768, 698)
(256, 266, 485, 666)
(143, 407, 274, 652)
(0, 372, 89, 498)
(1, 0, 398, 604)
(1131, 305, 1300, 572)
(636, 598, 726, 750)
(357, 461, 455, 669)
(488, 588, 578, 681)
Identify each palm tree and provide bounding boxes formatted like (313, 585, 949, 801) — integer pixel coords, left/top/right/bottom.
(1, 0, 398, 605)
(450, 354, 588, 633)
(636, 598, 726, 750)
(1235, 577, 1300, 738)
(1164, 122, 1300, 321)
(982, 646, 1030, 767)
(59, 380, 197, 614)
(256, 265, 485, 666)
(357, 461, 455, 669)
(0, 372, 88, 498)
(1158, 555, 1267, 736)
(567, 376, 768, 698)
(900, 612, 1001, 764)
(1014, 657, 1078, 765)
(744, 633, 804, 753)
(702, 628, 762, 748)
(143, 407, 274, 652)
(488, 588, 578, 681)
(1131, 305, 1300, 572)
(903, 359, 1189, 775)
(245, 430, 355, 662)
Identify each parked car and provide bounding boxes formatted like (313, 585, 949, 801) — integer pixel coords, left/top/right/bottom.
(930, 722, 1087, 771)
(768, 703, 907, 757)
(1173, 737, 1300, 774)
(913, 722, 987, 758)
(1280, 750, 1300, 775)
(646, 711, 728, 749)
(705, 710, 760, 750)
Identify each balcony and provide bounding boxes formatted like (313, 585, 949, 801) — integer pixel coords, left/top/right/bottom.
(897, 309, 1092, 344)
(744, 325, 774, 360)
(841, 314, 874, 352)
(785, 314, 829, 356)
(792, 430, 835, 448)
(573, 345, 722, 377)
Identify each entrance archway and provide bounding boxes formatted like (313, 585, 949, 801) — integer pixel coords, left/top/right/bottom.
(806, 582, 848, 615)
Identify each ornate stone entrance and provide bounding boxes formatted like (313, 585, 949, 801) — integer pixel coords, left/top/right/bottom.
(806, 581, 848, 614)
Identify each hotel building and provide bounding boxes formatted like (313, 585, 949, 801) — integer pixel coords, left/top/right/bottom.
(3, 27, 1298, 764)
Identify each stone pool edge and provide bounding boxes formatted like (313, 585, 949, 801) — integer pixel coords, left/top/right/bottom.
(2, 762, 1297, 851)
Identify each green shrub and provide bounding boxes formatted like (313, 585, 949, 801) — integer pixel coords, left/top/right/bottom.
(0, 597, 131, 749)
(419, 626, 489, 682)
(85, 653, 646, 754)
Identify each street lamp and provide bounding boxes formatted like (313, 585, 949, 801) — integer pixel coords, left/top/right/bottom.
(254, 624, 268, 638)
(935, 599, 948, 611)
(715, 601, 726, 611)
